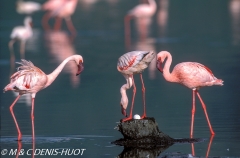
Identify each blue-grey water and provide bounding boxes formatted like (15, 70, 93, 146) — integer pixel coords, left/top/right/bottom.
(1, 0, 240, 157)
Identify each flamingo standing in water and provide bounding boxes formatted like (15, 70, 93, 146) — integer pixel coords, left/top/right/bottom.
(117, 51, 156, 122)
(42, 0, 78, 36)
(125, 0, 157, 49)
(156, 51, 223, 136)
(9, 16, 33, 61)
(3, 55, 84, 141)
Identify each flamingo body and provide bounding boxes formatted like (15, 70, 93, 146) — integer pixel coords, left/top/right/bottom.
(157, 51, 223, 136)
(17, 0, 41, 15)
(118, 51, 156, 122)
(4, 55, 84, 141)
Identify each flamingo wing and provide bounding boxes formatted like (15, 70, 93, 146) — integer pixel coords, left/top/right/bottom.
(117, 51, 149, 71)
(4, 60, 45, 93)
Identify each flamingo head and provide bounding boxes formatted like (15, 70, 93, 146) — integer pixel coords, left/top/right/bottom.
(74, 55, 84, 76)
(157, 51, 169, 73)
(120, 97, 128, 117)
(156, 57, 163, 73)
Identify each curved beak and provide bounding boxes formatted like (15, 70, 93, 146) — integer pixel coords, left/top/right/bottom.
(121, 105, 127, 117)
(76, 60, 84, 76)
(157, 58, 163, 73)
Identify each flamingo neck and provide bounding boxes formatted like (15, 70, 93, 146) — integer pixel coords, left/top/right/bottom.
(162, 52, 178, 83)
(120, 75, 133, 109)
(45, 56, 75, 88)
(148, 0, 157, 12)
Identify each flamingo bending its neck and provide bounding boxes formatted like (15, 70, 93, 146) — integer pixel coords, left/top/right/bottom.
(3, 55, 84, 141)
(117, 50, 156, 122)
(156, 51, 223, 136)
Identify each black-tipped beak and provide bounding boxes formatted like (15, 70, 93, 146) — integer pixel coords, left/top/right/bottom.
(121, 105, 127, 117)
(157, 59, 163, 73)
(76, 61, 84, 76)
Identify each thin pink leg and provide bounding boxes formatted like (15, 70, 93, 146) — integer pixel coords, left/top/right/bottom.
(16, 141, 22, 158)
(140, 74, 146, 119)
(54, 17, 62, 30)
(42, 12, 52, 30)
(9, 95, 22, 141)
(124, 15, 132, 51)
(190, 133, 195, 156)
(196, 91, 215, 135)
(122, 75, 136, 122)
(206, 135, 214, 157)
(190, 90, 196, 137)
(31, 98, 35, 142)
(65, 17, 77, 39)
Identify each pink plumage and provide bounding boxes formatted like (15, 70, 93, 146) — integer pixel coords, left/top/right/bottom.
(117, 50, 156, 122)
(4, 55, 84, 141)
(157, 51, 223, 136)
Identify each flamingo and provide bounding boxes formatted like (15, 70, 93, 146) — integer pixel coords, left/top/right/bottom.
(156, 51, 223, 136)
(42, 0, 78, 36)
(16, 0, 41, 15)
(125, 0, 157, 49)
(117, 51, 156, 122)
(3, 55, 84, 141)
(9, 16, 33, 61)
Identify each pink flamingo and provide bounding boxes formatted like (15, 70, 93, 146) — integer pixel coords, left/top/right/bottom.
(156, 51, 223, 136)
(42, 0, 78, 36)
(9, 16, 33, 60)
(125, 0, 157, 49)
(3, 55, 84, 141)
(117, 51, 156, 122)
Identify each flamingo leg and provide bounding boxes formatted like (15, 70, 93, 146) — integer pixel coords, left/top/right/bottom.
(121, 75, 136, 122)
(190, 89, 196, 137)
(124, 15, 132, 51)
(16, 141, 22, 158)
(196, 91, 215, 135)
(31, 98, 35, 142)
(206, 135, 214, 157)
(65, 17, 77, 40)
(140, 73, 146, 119)
(9, 95, 22, 141)
(190, 133, 195, 156)
(20, 40, 26, 59)
(42, 12, 51, 30)
(54, 16, 62, 30)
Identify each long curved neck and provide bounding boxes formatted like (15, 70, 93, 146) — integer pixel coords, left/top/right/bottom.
(148, 0, 157, 11)
(45, 56, 75, 88)
(162, 52, 177, 82)
(25, 21, 32, 30)
(120, 75, 133, 108)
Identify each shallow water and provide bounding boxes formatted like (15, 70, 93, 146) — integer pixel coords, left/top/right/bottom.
(1, 0, 240, 157)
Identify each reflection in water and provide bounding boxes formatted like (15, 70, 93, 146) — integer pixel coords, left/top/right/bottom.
(191, 135, 214, 157)
(117, 145, 170, 158)
(124, 0, 157, 50)
(45, 31, 81, 88)
(229, 0, 240, 45)
(157, 0, 169, 37)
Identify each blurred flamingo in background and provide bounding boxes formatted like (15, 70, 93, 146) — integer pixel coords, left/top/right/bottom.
(3, 55, 84, 141)
(125, 0, 157, 50)
(42, 0, 78, 37)
(16, 0, 41, 15)
(9, 16, 33, 62)
(117, 51, 156, 122)
(156, 51, 223, 136)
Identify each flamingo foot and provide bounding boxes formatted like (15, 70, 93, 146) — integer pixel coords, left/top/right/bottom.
(141, 114, 146, 119)
(121, 116, 132, 122)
